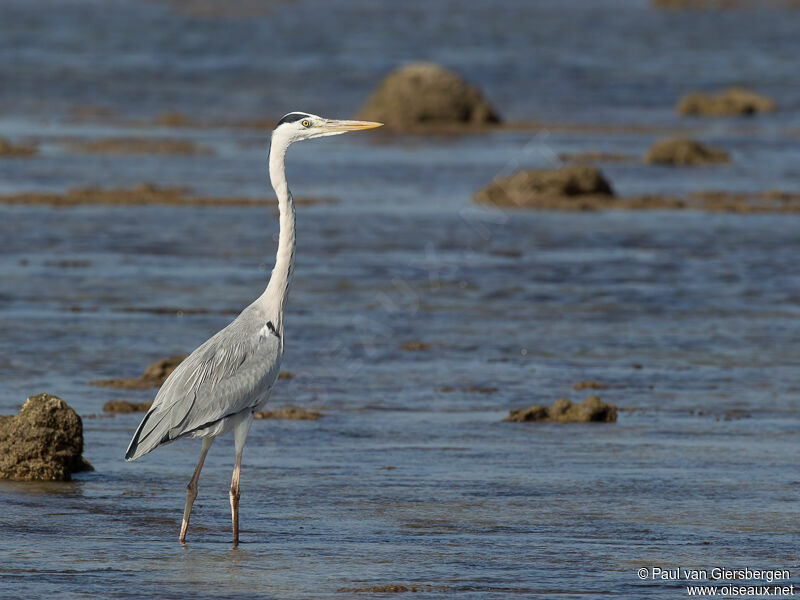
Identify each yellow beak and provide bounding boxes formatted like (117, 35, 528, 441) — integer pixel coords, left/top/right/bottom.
(323, 119, 383, 132)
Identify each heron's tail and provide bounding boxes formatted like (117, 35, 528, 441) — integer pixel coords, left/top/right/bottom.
(125, 408, 170, 461)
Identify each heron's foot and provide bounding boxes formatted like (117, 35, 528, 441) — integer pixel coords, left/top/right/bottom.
(179, 521, 189, 545)
(230, 486, 241, 546)
(180, 481, 199, 544)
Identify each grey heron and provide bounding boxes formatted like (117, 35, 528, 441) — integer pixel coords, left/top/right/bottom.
(125, 112, 382, 546)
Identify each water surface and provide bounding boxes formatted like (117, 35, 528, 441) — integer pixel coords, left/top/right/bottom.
(1, 1, 799, 598)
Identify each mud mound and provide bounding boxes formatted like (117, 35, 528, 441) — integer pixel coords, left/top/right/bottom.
(504, 395, 617, 423)
(0, 183, 334, 207)
(558, 152, 634, 163)
(66, 138, 209, 155)
(153, 111, 192, 127)
(103, 400, 154, 413)
(644, 137, 730, 166)
(400, 341, 430, 351)
(677, 87, 775, 117)
(572, 381, 609, 390)
(653, 0, 797, 8)
(0, 393, 93, 481)
(357, 62, 500, 130)
(253, 407, 325, 420)
(474, 166, 614, 209)
(653, 0, 738, 7)
(474, 166, 800, 213)
(91, 355, 187, 389)
(685, 189, 800, 212)
(338, 584, 424, 593)
(0, 138, 36, 157)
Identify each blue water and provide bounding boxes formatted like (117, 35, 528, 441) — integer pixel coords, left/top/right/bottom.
(1, 0, 799, 598)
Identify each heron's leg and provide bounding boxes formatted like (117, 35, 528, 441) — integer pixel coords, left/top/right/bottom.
(179, 436, 214, 544)
(230, 416, 253, 547)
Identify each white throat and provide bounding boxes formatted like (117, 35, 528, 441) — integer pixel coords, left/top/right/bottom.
(257, 130, 297, 338)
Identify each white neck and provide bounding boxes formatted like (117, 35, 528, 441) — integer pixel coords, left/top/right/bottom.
(257, 132, 296, 335)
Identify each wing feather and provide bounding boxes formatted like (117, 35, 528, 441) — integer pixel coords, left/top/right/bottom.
(126, 309, 281, 460)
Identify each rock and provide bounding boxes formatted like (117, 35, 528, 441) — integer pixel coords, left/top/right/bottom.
(676, 87, 775, 117)
(652, 0, 732, 8)
(652, 0, 788, 9)
(572, 381, 609, 390)
(90, 355, 187, 389)
(0, 393, 93, 481)
(153, 111, 192, 127)
(0, 184, 334, 208)
(723, 409, 751, 421)
(102, 400, 153, 414)
(253, 407, 325, 420)
(0, 138, 36, 157)
(69, 105, 117, 119)
(558, 151, 634, 163)
(474, 166, 614, 209)
(644, 137, 730, 166)
(400, 341, 430, 351)
(504, 395, 617, 423)
(140, 355, 186, 386)
(65, 138, 209, 155)
(687, 189, 800, 213)
(473, 181, 800, 213)
(462, 386, 498, 394)
(357, 62, 500, 130)
(89, 377, 152, 390)
(504, 404, 550, 422)
(337, 585, 421, 593)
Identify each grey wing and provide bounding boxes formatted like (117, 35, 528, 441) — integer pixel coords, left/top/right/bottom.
(125, 315, 281, 460)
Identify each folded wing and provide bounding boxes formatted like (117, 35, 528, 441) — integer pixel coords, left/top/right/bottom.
(125, 312, 281, 461)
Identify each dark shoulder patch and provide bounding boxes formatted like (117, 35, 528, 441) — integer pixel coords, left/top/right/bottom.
(266, 321, 281, 339)
(277, 112, 310, 126)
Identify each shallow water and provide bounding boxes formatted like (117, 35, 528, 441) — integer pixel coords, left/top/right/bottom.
(2, 0, 800, 598)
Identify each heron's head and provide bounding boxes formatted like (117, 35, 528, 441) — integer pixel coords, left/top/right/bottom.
(272, 112, 382, 145)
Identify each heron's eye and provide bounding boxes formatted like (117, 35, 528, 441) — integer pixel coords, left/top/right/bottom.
(301, 119, 310, 128)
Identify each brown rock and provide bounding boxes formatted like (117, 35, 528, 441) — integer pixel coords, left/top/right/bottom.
(572, 381, 609, 390)
(65, 138, 209, 155)
(153, 111, 192, 127)
(504, 395, 617, 423)
(90, 355, 187, 389)
(558, 152, 634, 163)
(357, 62, 500, 130)
(89, 377, 153, 390)
(140, 355, 186, 385)
(338, 585, 417, 593)
(0, 393, 93, 481)
(676, 87, 776, 117)
(0, 184, 334, 207)
(253, 407, 325, 420)
(474, 166, 614, 209)
(462, 386, 499, 394)
(102, 400, 153, 414)
(504, 404, 550, 422)
(0, 138, 36, 157)
(644, 137, 730, 166)
(687, 189, 800, 213)
(653, 0, 794, 9)
(400, 341, 430, 351)
(653, 0, 737, 8)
